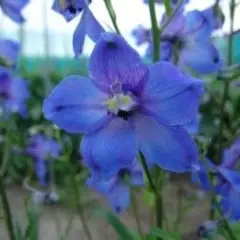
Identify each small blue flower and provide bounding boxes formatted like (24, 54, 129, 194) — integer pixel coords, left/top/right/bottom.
(147, 9, 223, 75)
(0, 68, 29, 117)
(43, 32, 203, 178)
(26, 134, 61, 186)
(0, 39, 20, 69)
(132, 25, 151, 46)
(87, 159, 144, 213)
(52, 0, 104, 56)
(0, 0, 29, 23)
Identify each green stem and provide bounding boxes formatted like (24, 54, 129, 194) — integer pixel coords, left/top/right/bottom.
(0, 175, 16, 240)
(148, 0, 160, 62)
(216, 0, 235, 161)
(103, 0, 121, 35)
(139, 153, 163, 238)
(69, 165, 93, 240)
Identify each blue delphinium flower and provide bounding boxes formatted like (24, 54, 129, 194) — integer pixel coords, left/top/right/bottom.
(52, 0, 104, 56)
(132, 25, 151, 46)
(87, 159, 144, 213)
(0, 39, 20, 69)
(44, 32, 203, 178)
(147, 8, 223, 75)
(0, 0, 29, 23)
(25, 134, 61, 186)
(194, 138, 240, 221)
(0, 68, 29, 117)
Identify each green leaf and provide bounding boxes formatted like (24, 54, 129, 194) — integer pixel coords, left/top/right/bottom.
(96, 209, 137, 240)
(148, 227, 180, 240)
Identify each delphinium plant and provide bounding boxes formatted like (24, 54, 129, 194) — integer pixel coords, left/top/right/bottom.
(0, 0, 240, 240)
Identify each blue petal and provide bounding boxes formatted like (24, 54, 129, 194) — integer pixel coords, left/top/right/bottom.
(34, 159, 47, 186)
(181, 41, 223, 75)
(89, 32, 148, 94)
(218, 168, 240, 192)
(108, 183, 130, 213)
(182, 10, 211, 41)
(85, 9, 105, 43)
(81, 118, 136, 177)
(141, 61, 204, 128)
(0, 39, 20, 68)
(73, 12, 86, 56)
(43, 76, 109, 134)
(134, 114, 198, 172)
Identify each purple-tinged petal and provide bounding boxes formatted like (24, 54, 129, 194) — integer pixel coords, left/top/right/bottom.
(180, 42, 223, 75)
(134, 114, 198, 173)
(140, 62, 204, 128)
(43, 76, 109, 134)
(34, 159, 47, 186)
(73, 12, 86, 56)
(89, 32, 148, 94)
(81, 118, 136, 177)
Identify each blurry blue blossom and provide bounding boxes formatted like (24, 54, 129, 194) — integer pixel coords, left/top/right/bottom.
(194, 138, 240, 221)
(147, 8, 223, 75)
(26, 134, 61, 186)
(197, 219, 224, 238)
(0, 0, 29, 23)
(132, 25, 151, 46)
(0, 39, 20, 69)
(87, 159, 144, 213)
(52, 0, 104, 56)
(0, 68, 29, 117)
(44, 32, 203, 178)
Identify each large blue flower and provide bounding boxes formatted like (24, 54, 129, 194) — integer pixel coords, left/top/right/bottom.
(25, 134, 61, 186)
(0, 39, 20, 69)
(87, 159, 144, 213)
(147, 8, 223, 75)
(0, 68, 29, 117)
(43, 32, 203, 177)
(52, 0, 104, 56)
(0, 0, 29, 23)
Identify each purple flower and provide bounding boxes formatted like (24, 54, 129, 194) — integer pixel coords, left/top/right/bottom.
(132, 25, 151, 46)
(43, 32, 203, 178)
(0, 0, 29, 23)
(0, 39, 20, 69)
(52, 0, 104, 56)
(87, 159, 144, 213)
(26, 134, 61, 186)
(148, 9, 223, 75)
(0, 68, 29, 117)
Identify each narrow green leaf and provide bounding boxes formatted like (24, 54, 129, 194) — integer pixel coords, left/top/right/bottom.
(164, 0, 172, 16)
(148, 227, 180, 240)
(96, 209, 136, 240)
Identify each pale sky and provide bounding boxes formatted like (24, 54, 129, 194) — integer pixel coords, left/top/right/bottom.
(0, 0, 239, 56)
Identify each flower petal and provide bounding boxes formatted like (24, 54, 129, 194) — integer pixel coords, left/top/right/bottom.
(218, 168, 240, 192)
(43, 76, 109, 134)
(135, 114, 198, 172)
(181, 42, 223, 75)
(89, 32, 148, 94)
(141, 61, 204, 128)
(81, 118, 136, 177)
(73, 12, 86, 56)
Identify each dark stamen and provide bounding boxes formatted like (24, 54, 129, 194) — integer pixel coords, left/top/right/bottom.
(117, 110, 132, 121)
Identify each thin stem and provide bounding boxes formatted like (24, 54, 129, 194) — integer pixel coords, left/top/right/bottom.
(139, 152, 163, 238)
(131, 190, 144, 238)
(103, 0, 121, 35)
(148, 0, 160, 62)
(216, 0, 235, 161)
(0, 175, 16, 240)
(69, 165, 93, 240)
